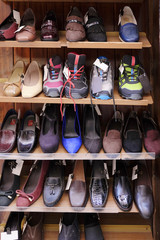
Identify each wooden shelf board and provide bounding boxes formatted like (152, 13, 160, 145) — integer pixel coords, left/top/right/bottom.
(0, 32, 151, 49)
(2, 0, 144, 2)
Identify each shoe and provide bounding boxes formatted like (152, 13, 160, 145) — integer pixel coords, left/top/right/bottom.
(84, 213, 104, 240)
(3, 61, 25, 97)
(103, 111, 123, 153)
(141, 111, 160, 158)
(39, 104, 60, 153)
(118, 55, 143, 100)
(134, 161, 154, 219)
(21, 61, 42, 98)
(0, 11, 18, 40)
(41, 10, 59, 41)
(43, 56, 63, 97)
(22, 213, 43, 240)
(69, 160, 87, 207)
(17, 110, 39, 153)
(4, 212, 24, 239)
(113, 160, 133, 211)
(0, 160, 20, 206)
(16, 160, 49, 207)
(0, 109, 18, 153)
(119, 6, 139, 42)
(90, 56, 113, 100)
(65, 6, 85, 42)
(16, 8, 36, 42)
(62, 105, 82, 153)
(43, 161, 65, 207)
(123, 111, 142, 153)
(63, 52, 88, 99)
(83, 105, 102, 153)
(89, 161, 108, 208)
(58, 213, 80, 240)
(84, 7, 107, 42)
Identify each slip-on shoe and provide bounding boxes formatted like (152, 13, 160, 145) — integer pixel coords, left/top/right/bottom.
(0, 11, 18, 40)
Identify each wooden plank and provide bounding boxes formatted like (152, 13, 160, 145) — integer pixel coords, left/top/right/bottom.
(2, 0, 144, 2)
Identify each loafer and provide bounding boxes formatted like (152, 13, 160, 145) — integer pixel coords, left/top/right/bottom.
(103, 111, 123, 153)
(113, 160, 133, 211)
(21, 61, 42, 98)
(134, 161, 154, 219)
(141, 111, 160, 158)
(43, 161, 65, 207)
(123, 111, 142, 153)
(16, 160, 49, 207)
(0, 11, 18, 40)
(16, 8, 36, 42)
(119, 6, 139, 42)
(39, 104, 60, 153)
(41, 10, 59, 41)
(0, 109, 18, 153)
(58, 213, 80, 240)
(89, 160, 108, 208)
(22, 213, 43, 240)
(83, 105, 102, 153)
(62, 105, 82, 153)
(0, 160, 20, 206)
(84, 213, 104, 240)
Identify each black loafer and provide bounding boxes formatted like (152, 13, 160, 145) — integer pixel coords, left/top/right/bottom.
(0, 160, 20, 206)
(43, 160, 65, 207)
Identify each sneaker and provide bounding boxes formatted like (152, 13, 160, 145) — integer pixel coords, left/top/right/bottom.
(90, 56, 113, 100)
(84, 7, 107, 42)
(118, 55, 143, 100)
(63, 52, 88, 99)
(43, 56, 63, 97)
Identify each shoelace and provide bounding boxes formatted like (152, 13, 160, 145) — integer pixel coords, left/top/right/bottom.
(60, 65, 84, 119)
(124, 64, 139, 81)
(16, 190, 34, 202)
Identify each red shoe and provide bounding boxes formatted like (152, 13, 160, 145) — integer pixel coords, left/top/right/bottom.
(0, 11, 18, 40)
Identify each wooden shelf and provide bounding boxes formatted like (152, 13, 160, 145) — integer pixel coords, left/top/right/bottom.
(0, 32, 151, 49)
(2, 0, 144, 2)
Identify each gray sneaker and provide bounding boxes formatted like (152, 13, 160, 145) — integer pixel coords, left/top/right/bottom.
(90, 56, 113, 100)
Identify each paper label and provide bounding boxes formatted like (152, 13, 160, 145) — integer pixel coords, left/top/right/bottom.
(12, 160, 24, 176)
(139, 73, 152, 93)
(62, 160, 66, 166)
(104, 163, 109, 179)
(63, 65, 70, 79)
(93, 58, 109, 72)
(14, 25, 25, 33)
(112, 160, 116, 175)
(17, 109, 21, 120)
(1, 230, 18, 240)
(35, 114, 40, 130)
(95, 105, 102, 116)
(59, 219, 62, 233)
(43, 65, 48, 81)
(132, 165, 138, 180)
(84, 13, 88, 24)
(65, 173, 73, 190)
(119, 65, 124, 74)
(13, 10, 20, 25)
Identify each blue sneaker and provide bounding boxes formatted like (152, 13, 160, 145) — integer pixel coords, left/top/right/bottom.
(119, 6, 139, 42)
(62, 104, 82, 153)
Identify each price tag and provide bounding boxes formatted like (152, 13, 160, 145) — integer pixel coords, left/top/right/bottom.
(119, 64, 124, 74)
(112, 160, 116, 175)
(62, 160, 66, 166)
(59, 219, 62, 233)
(93, 58, 109, 72)
(95, 105, 102, 116)
(14, 25, 25, 33)
(65, 173, 73, 190)
(12, 160, 24, 176)
(104, 162, 109, 179)
(63, 65, 71, 79)
(1, 230, 18, 240)
(132, 165, 138, 180)
(43, 65, 48, 81)
(35, 114, 40, 130)
(13, 10, 20, 25)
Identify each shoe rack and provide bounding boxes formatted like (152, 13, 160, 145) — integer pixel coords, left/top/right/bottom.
(0, 0, 159, 239)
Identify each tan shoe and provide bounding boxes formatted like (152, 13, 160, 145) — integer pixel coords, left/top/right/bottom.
(22, 61, 42, 98)
(3, 61, 25, 97)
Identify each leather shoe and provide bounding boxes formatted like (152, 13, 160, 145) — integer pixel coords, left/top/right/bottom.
(0, 11, 18, 40)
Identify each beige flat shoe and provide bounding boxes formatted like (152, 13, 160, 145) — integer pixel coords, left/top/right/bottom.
(22, 61, 42, 98)
(3, 61, 25, 97)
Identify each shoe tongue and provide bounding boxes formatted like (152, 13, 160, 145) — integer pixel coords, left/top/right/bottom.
(48, 56, 61, 67)
(122, 55, 139, 66)
(68, 53, 86, 71)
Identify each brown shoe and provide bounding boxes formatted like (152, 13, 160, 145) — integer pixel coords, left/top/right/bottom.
(16, 8, 36, 42)
(65, 6, 86, 42)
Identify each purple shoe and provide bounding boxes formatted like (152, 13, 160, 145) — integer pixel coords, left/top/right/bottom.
(39, 104, 59, 153)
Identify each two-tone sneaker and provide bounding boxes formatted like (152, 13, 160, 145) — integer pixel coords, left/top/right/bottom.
(118, 55, 143, 100)
(43, 56, 63, 97)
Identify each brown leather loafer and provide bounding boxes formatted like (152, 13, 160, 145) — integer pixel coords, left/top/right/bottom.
(16, 8, 36, 42)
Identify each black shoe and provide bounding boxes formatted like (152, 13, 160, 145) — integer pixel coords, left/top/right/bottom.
(123, 111, 142, 153)
(83, 105, 102, 153)
(89, 160, 108, 208)
(113, 160, 133, 211)
(84, 7, 107, 42)
(43, 160, 65, 207)
(84, 213, 104, 240)
(0, 160, 20, 206)
(58, 213, 80, 240)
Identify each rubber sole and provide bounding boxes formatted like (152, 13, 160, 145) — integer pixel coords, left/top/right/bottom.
(43, 88, 61, 98)
(65, 89, 88, 99)
(119, 89, 143, 100)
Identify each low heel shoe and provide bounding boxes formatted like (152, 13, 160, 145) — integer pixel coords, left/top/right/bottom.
(17, 110, 39, 153)
(0, 160, 20, 206)
(0, 11, 18, 40)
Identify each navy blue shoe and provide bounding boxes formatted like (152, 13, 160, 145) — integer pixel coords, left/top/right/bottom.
(62, 105, 82, 153)
(119, 6, 139, 42)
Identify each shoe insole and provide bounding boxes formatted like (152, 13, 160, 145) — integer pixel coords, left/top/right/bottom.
(64, 107, 79, 138)
(108, 119, 121, 132)
(73, 160, 85, 181)
(143, 119, 155, 133)
(5, 212, 20, 231)
(85, 107, 99, 139)
(48, 162, 62, 178)
(121, 15, 134, 25)
(9, 67, 24, 83)
(2, 114, 17, 132)
(24, 66, 39, 86)
(126, 117, 138, 131)
(63, 213, 76, 226)
(23, 115, 35, 132)
(93, 161, 104, 178)
(0, 161, 14, 191)
(24, 161, 42, 194)
(43, 117, 57, 135)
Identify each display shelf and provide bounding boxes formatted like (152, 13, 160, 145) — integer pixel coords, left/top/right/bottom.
(0, 32, 151, 49)
(2, 0, 144, 2)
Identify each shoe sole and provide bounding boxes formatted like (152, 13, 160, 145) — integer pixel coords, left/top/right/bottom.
(41, 37, 59, 41)
(119, 89, 143, 100)
(43, 88, 62, 98)
(65, 89, 88, 99)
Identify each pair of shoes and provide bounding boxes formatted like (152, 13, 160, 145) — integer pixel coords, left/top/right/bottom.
(58, 213, 104, 240)
(66, 7, 106, 42)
